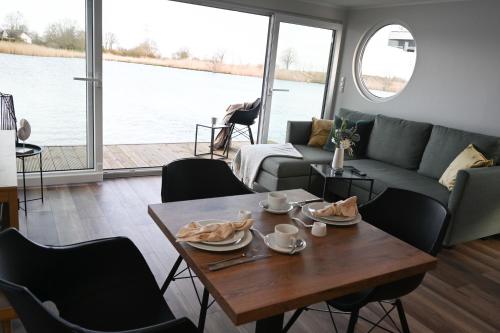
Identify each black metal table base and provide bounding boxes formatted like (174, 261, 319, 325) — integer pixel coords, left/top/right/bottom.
(16, 144, 44, 216)
(194, 124, 230, 160)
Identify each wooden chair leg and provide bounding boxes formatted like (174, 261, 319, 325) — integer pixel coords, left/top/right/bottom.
(1, 320, 12, 333)
(346, 308, 359, 333)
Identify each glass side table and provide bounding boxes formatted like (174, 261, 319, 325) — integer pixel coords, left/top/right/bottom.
(308, 164, 375, 200)
(194, 123, 230, 159)
(16, 143, 44, 216)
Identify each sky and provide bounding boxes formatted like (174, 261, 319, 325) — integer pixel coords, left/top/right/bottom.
(0, 0, 333, 71)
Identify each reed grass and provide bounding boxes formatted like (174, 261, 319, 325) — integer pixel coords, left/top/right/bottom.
(0, 41, 326, 84)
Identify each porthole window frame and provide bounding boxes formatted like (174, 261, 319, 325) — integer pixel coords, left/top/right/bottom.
(353, 20, 417, 103)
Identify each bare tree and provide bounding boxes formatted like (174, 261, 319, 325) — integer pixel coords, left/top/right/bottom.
(210, 50, 225, 72)
(172, 47, 190, 60)
(280, 47, 297, 70)
(3, 11, 28, 37)
(104, 32, 117, 51)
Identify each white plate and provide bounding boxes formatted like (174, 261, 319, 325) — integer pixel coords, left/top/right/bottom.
(192, 220, 246, 246)
(302, 204, 362, 226)
(264, 233, 306, 254)
(259, 200, 293, 214)
(305, 202, 357, 222)
(187, 229, 253, 252)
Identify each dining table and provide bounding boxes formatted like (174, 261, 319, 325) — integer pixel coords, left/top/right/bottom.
(148, 189, 437, 333)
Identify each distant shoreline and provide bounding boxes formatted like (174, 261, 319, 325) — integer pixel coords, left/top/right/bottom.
(0, 41, 326, 84)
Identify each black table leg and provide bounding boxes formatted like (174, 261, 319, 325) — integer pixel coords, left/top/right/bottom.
(21, 157, 27, 216)
(160, 255, 183, 294)
(308, 166, 313, 191)
(210, 128, 215, 159)
(369, 180, 374, 200)
(194, 125, 199, 156)
(322, 177, 328, 200)
(347, 179, 353, 197)
(255, 313, 284, 333)
(39, 152, 44, 203)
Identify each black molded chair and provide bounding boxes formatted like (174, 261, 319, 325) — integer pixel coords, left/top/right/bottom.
(223, 98, 261, 154)
(283, 188, 451, 333)
(160, 158, 254, 331)
(0, 228, 197, 333)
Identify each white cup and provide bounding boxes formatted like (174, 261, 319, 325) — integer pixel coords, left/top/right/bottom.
(211, 117, 217, 125)
(267, 192, 288, 210)
(274, 224, 299, 248)
(311, 222, 327, 237)
(238, 209, 252, 221)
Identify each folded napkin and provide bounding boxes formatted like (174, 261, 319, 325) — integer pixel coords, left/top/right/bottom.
(176, 219, 254, 243)
(312, 196, 358, 218)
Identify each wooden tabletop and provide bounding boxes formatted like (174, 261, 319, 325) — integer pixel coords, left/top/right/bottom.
(148, 189, 437, 326)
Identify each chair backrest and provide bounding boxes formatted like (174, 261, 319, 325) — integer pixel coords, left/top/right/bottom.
(359, 188, 450, 301)
(0, 229, 85, 333)
(0, 93, 18, 141)
(161, 158, 254, 203)
(227, 98, 261, 126)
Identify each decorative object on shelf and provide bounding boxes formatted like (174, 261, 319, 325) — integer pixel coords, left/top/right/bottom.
(17, 119, 33, 154)
(330, 118, 360, 174)
(0, 92, 18, 141)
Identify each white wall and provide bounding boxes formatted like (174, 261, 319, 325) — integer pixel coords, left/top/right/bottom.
(334, 0, 500, 136)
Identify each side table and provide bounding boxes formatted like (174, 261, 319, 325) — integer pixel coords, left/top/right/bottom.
(194, 123, 230, 159)
(308, 164, 375, 201)
(16, 143, 44, 216)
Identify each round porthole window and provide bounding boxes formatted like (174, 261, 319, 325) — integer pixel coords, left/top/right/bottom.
(355, 23, 417, 101)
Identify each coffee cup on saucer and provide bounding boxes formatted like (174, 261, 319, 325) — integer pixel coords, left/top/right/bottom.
(274, 224, 298, 248)
(267, 192, 288, 210)
(311, 222, 327, 237)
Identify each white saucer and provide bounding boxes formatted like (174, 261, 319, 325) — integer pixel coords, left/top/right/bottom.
(264, 233, 306, 254)
(259, 200, 293, 214)
(302, 204, 362, 226)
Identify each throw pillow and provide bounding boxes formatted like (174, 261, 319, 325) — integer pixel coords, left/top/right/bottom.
(323, 117, 374, 157)
(307, 117, 333, 147)
(439, 144, 494, 190)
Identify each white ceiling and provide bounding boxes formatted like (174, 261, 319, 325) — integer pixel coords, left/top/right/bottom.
(298, 0, 472, 9)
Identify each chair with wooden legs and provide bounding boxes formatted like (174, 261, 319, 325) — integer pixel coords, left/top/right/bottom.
(283, 188, 451, 333)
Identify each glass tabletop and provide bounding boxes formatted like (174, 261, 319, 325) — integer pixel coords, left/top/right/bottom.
(310, 164, 373, 180)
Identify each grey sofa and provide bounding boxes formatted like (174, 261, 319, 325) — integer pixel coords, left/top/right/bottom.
(255, 109, 500, 246)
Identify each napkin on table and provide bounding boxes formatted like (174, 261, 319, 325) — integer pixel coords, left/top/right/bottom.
(312, 196, 358, 218)
(176, 219, 254, 243)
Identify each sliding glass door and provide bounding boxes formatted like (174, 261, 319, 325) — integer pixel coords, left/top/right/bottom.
(0, 0, 94, 172)
(260, 16, 341, 143)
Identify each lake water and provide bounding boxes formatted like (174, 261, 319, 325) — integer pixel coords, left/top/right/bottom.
(0, 53, 325, 145)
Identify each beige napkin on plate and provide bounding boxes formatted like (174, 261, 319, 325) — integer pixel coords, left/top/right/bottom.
(176, 219, 254, 243)
(312, 196, 358, 218)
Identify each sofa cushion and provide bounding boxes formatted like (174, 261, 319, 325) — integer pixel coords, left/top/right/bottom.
(260, 145, 333, 178)
(307, 118, 333, 147)
(324, 117, 374, 157)
(418, 125, 500, 179)
(337, 108, 376, 122)
(366, 115, 432, 170)
(344, 159, 450, 205)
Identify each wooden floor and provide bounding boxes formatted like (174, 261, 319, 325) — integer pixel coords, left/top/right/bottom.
(16, 142, 246, 172)
(10, 177, 500, 333)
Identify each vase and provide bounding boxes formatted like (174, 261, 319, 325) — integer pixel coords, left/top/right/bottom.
(331, 147, 344, 174)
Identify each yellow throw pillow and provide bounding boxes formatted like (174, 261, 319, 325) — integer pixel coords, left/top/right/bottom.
(308, 117, 333, 147)
(439, 144, 494, 191)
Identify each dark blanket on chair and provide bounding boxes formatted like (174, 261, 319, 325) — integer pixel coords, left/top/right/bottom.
(213, 101, 255, 149)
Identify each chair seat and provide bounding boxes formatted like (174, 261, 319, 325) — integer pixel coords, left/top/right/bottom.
(326, 289, 373, 312)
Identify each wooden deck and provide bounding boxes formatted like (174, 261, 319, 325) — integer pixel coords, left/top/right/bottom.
(16, 142, 247, 172)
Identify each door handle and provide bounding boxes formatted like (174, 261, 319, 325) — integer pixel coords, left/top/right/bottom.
(272, 88, 290, 92)
(74, 77, 101, 87)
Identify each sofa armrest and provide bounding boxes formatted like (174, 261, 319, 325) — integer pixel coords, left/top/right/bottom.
(446, 166, 500, 245)
(286, 121, 312, 145)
